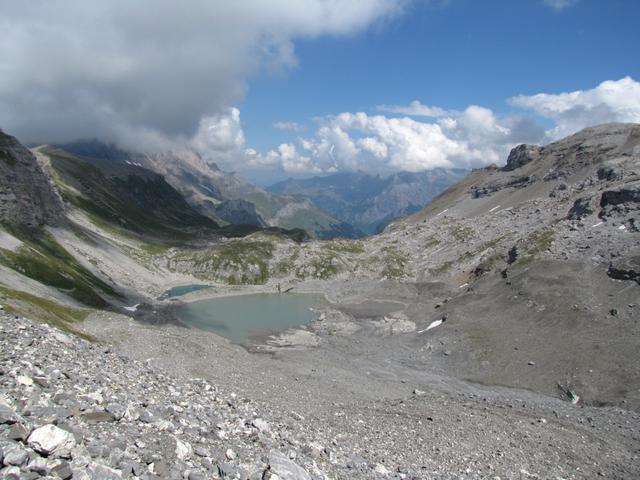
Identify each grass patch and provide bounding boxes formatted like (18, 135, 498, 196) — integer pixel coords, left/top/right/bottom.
(423, 237, 440, 249)
(141, 243, 171, 255)
(295, 248, 342, 280)
(429, 261, 453, 275)
(450, 225, 475, 242)
(525, 228, 555, 256)
(274, 248, 300, 276)
(0, 286, 94, 341)
(323, 239, 365, 255)
(190, 240, 275, 285)
(0, 227, 119, 307)
(381, 246, 409, 279)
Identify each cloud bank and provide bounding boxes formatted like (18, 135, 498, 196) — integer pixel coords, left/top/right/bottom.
(0, 0, 406, 147)
(228, 77, 640, 174)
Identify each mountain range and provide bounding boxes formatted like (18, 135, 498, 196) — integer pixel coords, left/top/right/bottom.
(268, 169, 469, 234)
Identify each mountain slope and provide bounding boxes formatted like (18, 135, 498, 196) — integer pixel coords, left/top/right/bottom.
(0, 130, 63, 228)
(162, 123, 639, 409)
(40, 146, 219, 241)
(268, 169, 468, 234)
(136, 150, 361, 238)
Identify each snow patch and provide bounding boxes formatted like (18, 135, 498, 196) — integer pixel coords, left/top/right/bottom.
(124, 304, 140, 312)
(418, 319, 443, 334)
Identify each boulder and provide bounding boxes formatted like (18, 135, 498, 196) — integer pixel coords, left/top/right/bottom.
(0, 400, 20, 425)
(503, 144, 541, 171)
(267, 451, 311, 480)
(27, 424, 76, 456)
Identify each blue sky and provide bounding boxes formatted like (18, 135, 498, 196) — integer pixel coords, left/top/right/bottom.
(1, 0, 639, 182)
(242, 0, 640, 152)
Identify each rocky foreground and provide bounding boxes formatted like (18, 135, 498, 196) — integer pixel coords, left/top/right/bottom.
(1, 312, 327, 480)
(2, 310, 640, 480)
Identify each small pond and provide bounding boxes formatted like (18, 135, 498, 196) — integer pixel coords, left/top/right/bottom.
(159, 284, 210, 300)
(174, 293, 324, 344)
(176, 293, 324, 344)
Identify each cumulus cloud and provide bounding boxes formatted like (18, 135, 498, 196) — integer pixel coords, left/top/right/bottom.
(0, 0, 406, 146)
(543, 0, 579, 10)
(376, 100, 451, 117)
(190, 108, 245, 153)
(245, 107, 533, 174)
(509, 77, 640, 139)
(234, 77, 639, 175)
(273, 122, 306, 132)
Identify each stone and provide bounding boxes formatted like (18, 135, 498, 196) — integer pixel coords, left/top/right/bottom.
(15, 375, 33, 387)
(374, 464, 390, 476)
(267, 451, 311, 480)
(217, 462, 238, 478)
(27, 424, 77, 456)
(1, 441, 28, 467)
(252, 418, 270, 433)
(104, 403, 126, 421)
(51, 460, 73, 479)
(175, 438, 193, 461)
(0, 400, 20, 425)
(27, 457, 50, 475)
(7, 423, 29, 441)
(225, 448, 236, 460)
(87, 462, 123, 479)
(81, 411, 116, 424)
(503, 144, 541, 171)
(188, 471, 206, 480)
(567, 196, 595, 220)
(0, 466, 21, 480)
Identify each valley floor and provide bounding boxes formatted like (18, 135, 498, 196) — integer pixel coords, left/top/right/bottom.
(61, 279, 639, 479)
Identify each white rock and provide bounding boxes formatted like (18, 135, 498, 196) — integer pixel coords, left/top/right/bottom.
(28, 424, 76, 455)
(51, 330, 73, 345)
(175, 438, 193, 461)
(268, 450, 311, 480)
(16, 375, 34, 387)
(225, 448, 236, 460)
(374, 463, 390, 476)
(252, 418, 270, 433)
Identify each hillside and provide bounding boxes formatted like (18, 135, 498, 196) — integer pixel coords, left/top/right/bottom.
(0, 131, 62, 228)
(268, 168, 468, 234)
(0, 124, 638, 479)
(41, 146, 220, 241)
(59, 141, 361, 239)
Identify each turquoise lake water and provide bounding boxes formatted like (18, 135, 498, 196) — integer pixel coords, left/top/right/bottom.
(174, 293, 323, 343)
(159, 284, 210, 300)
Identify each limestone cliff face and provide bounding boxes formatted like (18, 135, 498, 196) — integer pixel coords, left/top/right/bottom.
(0, 131, 63, 227)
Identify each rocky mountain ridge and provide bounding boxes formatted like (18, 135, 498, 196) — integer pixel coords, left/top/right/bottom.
(268, 169, 468, 235)
(0, 131, 63, 228)
(58, 141, 359, 239)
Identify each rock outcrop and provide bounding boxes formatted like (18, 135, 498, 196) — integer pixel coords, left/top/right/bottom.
(0, 131, 63, 227)
(502, 144, 541, 171)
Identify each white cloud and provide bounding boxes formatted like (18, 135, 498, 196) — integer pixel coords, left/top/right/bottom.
(195, 77, 639, 176)
(190, 108, 246, 153)
(376, 100, 451, 117)
(242, 108, 524, 174)
(509, 77, 640, 139)
(0, 0, 407, 146)
(543, 0, 579, 10)
(273, 122, 306, 132)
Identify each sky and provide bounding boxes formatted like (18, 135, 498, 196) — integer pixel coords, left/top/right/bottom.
(1, 0, 639, 184)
